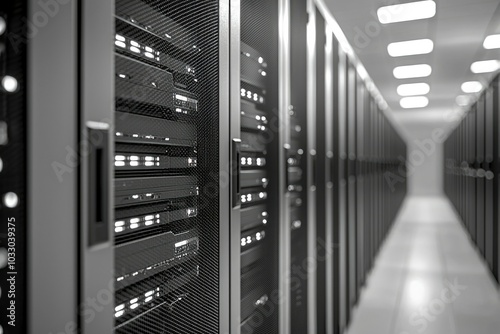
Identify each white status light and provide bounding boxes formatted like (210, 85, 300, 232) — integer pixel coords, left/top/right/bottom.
(397, 83, 430, 96)
(471, 60, 500, 74)
(461, 81, 483, 93)
(3, 192, 19, 208)
(2, 76, 19, 93)
(400, 96, 429, 109)
(388, 39, 434, 57)
(393, 64, 432, 79)
(377, 1, 436, 24)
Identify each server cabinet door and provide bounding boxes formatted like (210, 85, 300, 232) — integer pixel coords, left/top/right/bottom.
(346, 63, 357, 316)
(1, 2, 28, 334)
(239, 1, 282, 333)
(484, 87, 495, 272)
(328, 36, 342, 334)
(26, 0, 80, 333)
(476, 97, 486, 256)
(337, 46, 349, 334)
(467, 109, 477, 241)
(355, 79, 365, 296)
(306, 1, 318, 333)
(314, 9, 327, 334)
(80, 1, 114, 333)
(110, 1, 227, 333)
(289, 0, 309, 332)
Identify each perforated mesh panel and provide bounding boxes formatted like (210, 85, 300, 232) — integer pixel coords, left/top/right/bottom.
(113, 1, 219, 332)
(240, 1, 280, 333)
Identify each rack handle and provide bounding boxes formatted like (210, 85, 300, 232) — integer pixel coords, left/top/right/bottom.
(232, 138, 241, 208)
(87, 122, 110, 247)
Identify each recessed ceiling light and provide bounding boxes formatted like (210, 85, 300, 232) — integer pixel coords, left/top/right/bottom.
(471, 60, 500, 74)
(483, 34, 500, 49)
(456, 95, 471, 107)
(388, 39, 434, 57)
(397, 83, 430, 96)
(461, 81, 483, 93)
(377, 1, 436, 24)
(393, 64, 432, 79)
(400, 96, 429, 109)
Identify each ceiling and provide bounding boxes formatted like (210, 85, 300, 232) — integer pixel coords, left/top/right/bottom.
(323, 0, 500, 123)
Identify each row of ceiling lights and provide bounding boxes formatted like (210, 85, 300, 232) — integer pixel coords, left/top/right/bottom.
(378, 0, 500, 110)
(376, 0, 436, 109)
(455, 35, 500, 107)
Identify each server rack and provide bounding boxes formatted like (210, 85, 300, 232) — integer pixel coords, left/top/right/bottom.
(237, 1, 284, 333)
(445, 74, 500, 284)
(313, 9, 328, 334)
(0, 2, 27, 334)
(109, 1, 226, 333)
(289, 0, 309, 333)
(309, 3, 408, 333)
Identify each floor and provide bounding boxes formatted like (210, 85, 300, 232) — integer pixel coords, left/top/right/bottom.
(347, 195, 500, 334)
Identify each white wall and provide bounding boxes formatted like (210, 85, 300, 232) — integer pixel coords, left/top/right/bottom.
(391, 109, 463, 196)
(406, 140, 444, 196)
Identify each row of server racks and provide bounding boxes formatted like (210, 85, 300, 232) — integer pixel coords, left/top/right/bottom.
(444, 74, 500, 283)
(0, 0, 406, 333)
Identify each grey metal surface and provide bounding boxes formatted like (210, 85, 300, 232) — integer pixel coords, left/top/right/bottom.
(230, 1, 242, 332)
(27, 0, 78, 332)
(79, 0, 115, 333)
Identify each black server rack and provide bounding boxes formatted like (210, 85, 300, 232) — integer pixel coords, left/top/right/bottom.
(346, 63, 357, 318)
(314, 9, 327, 334)
(484, 87, 495, 273)
(328, 36, 342, 334)
(0, 2, 27, 334)
(289, 0, 309, 332)
(310, 6, 408, 332)
(445, 74, 500, 284)
(476, 96, 486, 256)
(239, 1, 281, 333)
(111, 0, 222, 332)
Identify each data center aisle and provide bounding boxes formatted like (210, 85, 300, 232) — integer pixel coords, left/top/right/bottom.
(346, 196, 500, 334)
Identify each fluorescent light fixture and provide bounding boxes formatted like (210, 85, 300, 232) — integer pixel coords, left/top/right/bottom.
(397, 83, 430, 96)
(483, 34, 500, 49)
(461, 81, 483, 93)
(388, 39, 434, 57)
(400, 96, 429, 109)
(456, 95, 471, 107)
(377, 1, 436, 24)
(471, 60, 500, 73)
(393, 64, 432, 79)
